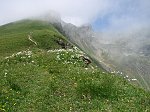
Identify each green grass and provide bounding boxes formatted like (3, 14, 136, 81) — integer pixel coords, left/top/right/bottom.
(0, 20, 68, 57)
(0, 20, 150, 112)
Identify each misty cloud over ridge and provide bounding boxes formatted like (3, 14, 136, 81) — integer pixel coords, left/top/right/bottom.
(0, 0, 150, 31)
(0, 0, 109, 26)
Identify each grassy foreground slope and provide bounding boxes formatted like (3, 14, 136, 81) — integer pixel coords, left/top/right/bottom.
(0, 20, 150, 112)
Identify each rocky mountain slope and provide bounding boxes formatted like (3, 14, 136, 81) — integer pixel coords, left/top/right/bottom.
(62, 20, 150, 91)
(0, 19, 150, 112)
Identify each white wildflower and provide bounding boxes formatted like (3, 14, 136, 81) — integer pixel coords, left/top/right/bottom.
(4, 72, 7, 77)
(117, 71, 120, 74)
(71, 55, 75, 58)
(16, 52, 22, 55)
(5, 57, 9, 59)
(27, 51, 32, 55)
(131, 79, 137, 81)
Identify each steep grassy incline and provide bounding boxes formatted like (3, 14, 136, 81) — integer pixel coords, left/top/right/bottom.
(0, 20, 150, 112)
(0, 20, 68, 57)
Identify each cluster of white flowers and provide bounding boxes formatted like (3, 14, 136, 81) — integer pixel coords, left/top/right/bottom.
(5, 50, 32, 59)
(52, 47, 85, 66)
(131, 79, 137, 81)
(111, 71, 123, 75)
(3, 49, 35, 64)
(63, 60, 78, 65)
(47, 49, 74, 53)
(123, 75, 137, 82)
(110, 70, 138, 82)
(73, 46, 78, 51)
(47, 46, 84, 54)
(18, 50, 32, 56)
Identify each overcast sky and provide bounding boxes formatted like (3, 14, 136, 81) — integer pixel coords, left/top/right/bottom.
(0, 0, 150, 31)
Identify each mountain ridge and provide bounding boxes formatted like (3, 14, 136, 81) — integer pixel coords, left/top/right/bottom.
(0, 19, 150, 112)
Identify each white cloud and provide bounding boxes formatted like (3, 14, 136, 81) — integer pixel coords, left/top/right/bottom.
(106, 0, 150, 32)
(0, 0, 111, 25)
(0, 0, 149, 31)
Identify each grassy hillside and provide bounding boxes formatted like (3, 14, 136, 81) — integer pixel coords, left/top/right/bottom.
(0, 20, 68, 57)
(0, 20, 150, 112)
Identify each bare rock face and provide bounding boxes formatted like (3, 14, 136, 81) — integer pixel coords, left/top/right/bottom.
(61, 22, 97, 59)
(62, 22, 94, 43)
